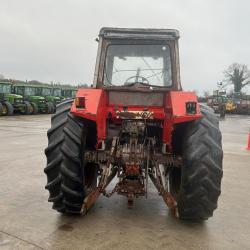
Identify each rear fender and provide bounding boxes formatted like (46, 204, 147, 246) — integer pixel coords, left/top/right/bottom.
(71, 88, 107, 145)
(163, 91, 202, 148)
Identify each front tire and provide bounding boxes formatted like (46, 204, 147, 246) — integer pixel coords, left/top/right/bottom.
(169, 105, 223, 220)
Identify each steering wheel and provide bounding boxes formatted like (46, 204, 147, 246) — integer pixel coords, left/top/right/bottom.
(124, 76, 149, 85)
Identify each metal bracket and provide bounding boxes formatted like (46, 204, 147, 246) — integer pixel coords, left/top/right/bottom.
(149, 162, 178, 217)
(81, 188, 101, 215)
(80, 163, 117, 215)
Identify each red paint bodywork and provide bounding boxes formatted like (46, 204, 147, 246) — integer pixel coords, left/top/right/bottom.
(71, 88, 202, 150)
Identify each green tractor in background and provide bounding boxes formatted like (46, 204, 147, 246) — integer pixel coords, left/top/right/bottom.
(12, 84, 54, 114)
(0, 82, 33, 116)
(52, 87, 63, 100)
(61, 86, 77, 100)
(36, 86, 61, 113)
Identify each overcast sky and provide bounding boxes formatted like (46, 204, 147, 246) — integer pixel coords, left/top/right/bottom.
(0, 0, 250, 94)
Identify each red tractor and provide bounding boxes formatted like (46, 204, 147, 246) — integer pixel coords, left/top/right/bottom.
(44, 28, 223, 220)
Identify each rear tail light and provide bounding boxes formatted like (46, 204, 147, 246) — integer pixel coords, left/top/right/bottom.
(75, 97, 86, 109)
(186, 102, 197, 114)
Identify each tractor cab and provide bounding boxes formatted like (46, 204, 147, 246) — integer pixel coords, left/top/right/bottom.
(61, 87, 77, 99)
(0, 82, 12, 100)
(94, 28, 181, 90)
(0, 81, 27, 115)
(36, 86, 61, 110)
(13, 84, 45, 103)
(0, 81, 23, 103)
(52, 87, 62, 98)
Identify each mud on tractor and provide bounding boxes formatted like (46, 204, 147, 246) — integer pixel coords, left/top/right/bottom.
(45, 28, 223, 221)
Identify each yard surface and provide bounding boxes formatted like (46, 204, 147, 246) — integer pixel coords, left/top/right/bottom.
(0, 114, 249, 250)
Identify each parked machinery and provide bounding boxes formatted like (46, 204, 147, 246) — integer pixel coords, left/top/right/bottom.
(52, 87, 63, 100)
(44, 27, 223, 221)
(225, 99, 236, 113)
(226, 94, 250, 115)
(36, 86, 61, 113)
(234, 98, 250, 114)
(207, 94, 227, 117)
(0, 81, 33, 115)
(61, 86, 77, 100)
(12, 84, 54, 114)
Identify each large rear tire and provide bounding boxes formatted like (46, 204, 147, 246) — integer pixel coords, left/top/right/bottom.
(23, 101, 33, 115)
(169, 104, 223, 220)
(30, 102, 39, 114)
(2, 101, 14, 115)
(60, 113, 98, 213)
(0, 103, 3, 116)
(60, 113, 86, 213)
(44, 99, 74, 212)
(46, 102, 54, 114)
(44, 99, 98, 214)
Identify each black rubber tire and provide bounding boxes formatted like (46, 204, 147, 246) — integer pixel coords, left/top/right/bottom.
(60, 113, 86, 213)
(0, 102, 3, 116)
(44, 99, 74, 212)
(219, 105, 226, 118)
(60, 114, 98, 213)
(23, 101, 33, 115)
(170, 104, 223, 221)
(53, 104, 57, 113)
(2, 101, 14, 115)
(30, 102, 39, 114)
(46, 102, 54, 114)
(44, 99, 98, 214)
(50, 103, 56, 114)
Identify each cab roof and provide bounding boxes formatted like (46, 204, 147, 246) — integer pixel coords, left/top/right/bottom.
(13, 83, 52, 88)
(0, 81, 12, 85)
(99, 27, 180, 40)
